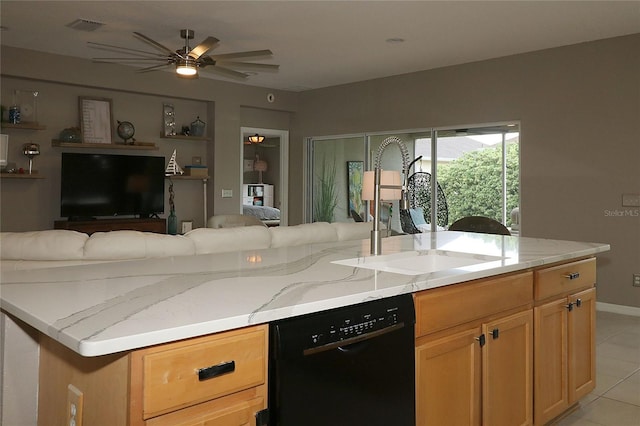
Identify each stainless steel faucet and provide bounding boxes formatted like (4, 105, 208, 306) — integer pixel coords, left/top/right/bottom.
(370, 137, 411, 255)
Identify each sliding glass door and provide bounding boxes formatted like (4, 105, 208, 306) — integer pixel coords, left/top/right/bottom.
(432, 124, 520, 231)
(307, 135, 367, 223)
(307, 123, 520, 234)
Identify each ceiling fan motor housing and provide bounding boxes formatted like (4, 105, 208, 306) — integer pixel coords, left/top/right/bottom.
(180, 29, 195, 40)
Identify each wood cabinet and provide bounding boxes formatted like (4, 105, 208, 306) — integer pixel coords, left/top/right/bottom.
(415, 272, 534, 426)
(38, 325, 268, 426)
(54, 218, 166, 235)
(533, 258, 596, 425)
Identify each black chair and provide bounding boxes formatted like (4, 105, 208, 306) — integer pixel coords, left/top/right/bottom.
(448, 216, 511, 236)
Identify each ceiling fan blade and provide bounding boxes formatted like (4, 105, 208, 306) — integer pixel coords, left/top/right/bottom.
(136, 63, 172, 73)
(216, 61, 279, 71)
(188, 36, 220, 59)
(209, 49, 273, 61)
(200, 65, 248, 79)
(92, 57, 170, 62)
(88, 41, 168, 58)
(133, 32, 179, 57)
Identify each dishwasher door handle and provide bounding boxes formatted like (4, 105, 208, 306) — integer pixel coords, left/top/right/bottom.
(303, 322, 405, 356)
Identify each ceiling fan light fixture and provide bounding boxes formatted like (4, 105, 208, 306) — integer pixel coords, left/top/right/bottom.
(176, 58, 198, 76)
(248, 134, 265, 144)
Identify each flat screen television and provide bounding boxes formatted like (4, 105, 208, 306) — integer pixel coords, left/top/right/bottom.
(61, 153, 165, 220)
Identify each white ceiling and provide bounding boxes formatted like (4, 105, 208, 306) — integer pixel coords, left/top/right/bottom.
(1, 1, 639, 92)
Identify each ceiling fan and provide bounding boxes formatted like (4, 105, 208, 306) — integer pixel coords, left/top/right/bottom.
(89, 29, 279, 79)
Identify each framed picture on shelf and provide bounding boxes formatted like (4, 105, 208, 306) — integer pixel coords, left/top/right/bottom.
(79, 96, 113, 144)
(347, 161, 364, 219)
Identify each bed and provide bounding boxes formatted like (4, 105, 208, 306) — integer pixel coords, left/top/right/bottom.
(242, 205, 281, 226)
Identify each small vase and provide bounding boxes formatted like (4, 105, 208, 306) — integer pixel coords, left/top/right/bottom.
(168, 210, 178, 235)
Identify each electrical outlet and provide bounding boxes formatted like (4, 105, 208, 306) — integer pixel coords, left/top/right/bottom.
(634, 274, 640, 287)
(221, 189, 233, 198)
(67, 384, 83, 426)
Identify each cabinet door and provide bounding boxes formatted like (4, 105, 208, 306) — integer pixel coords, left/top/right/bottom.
(483, 310, 533, 426)
(534, 299, 569, 425)
(569, 287, 596, 402)
(146, 389, 265, 426)
(416, 327, 482, 426)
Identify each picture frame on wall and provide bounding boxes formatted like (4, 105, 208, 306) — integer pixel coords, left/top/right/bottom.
(347, 161, 364, 219)
(79, 96, 113, 144)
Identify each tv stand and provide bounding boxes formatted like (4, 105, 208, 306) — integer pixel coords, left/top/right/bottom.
(54, 218, 166, 235)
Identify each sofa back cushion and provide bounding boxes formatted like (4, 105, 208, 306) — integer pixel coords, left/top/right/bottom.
(269, 222, 339, 248)
(332, 222, 371, 241)
(207, 214, 266, 228)
(186, 226, 272, 254)
(0, 230, 88, 260)
(84, 231, 195, 260)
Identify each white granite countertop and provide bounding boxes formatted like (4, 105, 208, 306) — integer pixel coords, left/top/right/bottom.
(0, 231, 609, 357)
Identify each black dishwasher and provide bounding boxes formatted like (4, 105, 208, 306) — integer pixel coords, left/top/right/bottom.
(269, 294, 415, 426)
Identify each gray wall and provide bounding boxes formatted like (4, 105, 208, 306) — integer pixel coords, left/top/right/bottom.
(292, 34, 640, 308)
(1, 47, 296, 230)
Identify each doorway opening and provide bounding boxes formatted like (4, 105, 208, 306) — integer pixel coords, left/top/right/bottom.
(240, 127, 289, 226)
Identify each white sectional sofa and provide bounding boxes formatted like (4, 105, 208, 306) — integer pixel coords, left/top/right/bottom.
(0, 221, 372, 425)
(0, 221, 372, 272)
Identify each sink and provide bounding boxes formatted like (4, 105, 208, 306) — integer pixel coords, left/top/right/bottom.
(332, 249, 506, 276)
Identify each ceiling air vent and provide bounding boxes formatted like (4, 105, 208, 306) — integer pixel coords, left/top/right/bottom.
(66, 19, 104, 32)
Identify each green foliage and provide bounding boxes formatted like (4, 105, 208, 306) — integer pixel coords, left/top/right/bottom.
(438, 143, 519, 227)
(314, 155, 338, 223)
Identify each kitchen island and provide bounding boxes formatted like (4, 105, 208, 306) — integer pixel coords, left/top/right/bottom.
(0, 231, 609, 425)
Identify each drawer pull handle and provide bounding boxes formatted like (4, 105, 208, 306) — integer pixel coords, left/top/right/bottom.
(198, 360, 235, 381)
(564, 272, 580, 280)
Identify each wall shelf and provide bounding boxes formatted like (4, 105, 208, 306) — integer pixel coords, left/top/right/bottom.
(1, 172, 44, 179)
(160, 134, 209, 142)
(1, 122, 47, 130)
(51, 140, 158, 151)
(166, 175, 210, 181)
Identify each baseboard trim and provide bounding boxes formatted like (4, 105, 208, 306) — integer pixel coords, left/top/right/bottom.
(596, 302, 640, 317)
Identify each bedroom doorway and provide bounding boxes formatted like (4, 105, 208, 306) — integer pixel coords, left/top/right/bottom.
(240, 127, 289, 226)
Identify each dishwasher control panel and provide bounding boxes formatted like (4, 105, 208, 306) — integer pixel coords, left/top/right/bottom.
(310, 309, 401, 348)
(272, 294, 416, 354)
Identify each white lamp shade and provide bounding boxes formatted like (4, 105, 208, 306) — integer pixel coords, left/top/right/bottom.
(362, 170, 402, 200)
(253, 159, 268, 172)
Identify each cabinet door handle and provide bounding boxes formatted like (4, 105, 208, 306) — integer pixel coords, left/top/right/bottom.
(198, 360, 235, 381)
(564, 272, 580, 280)
(575, 298, 582, 308)
(566, 302, 574, 312)
(476, 334, 486, 347)
(491, 328, 499, 339)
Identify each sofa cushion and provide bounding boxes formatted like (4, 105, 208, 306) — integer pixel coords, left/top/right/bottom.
(207, 214, 266, 228)
(84, 231, 195, 260)
(0, 230, 88, 260)
(269, 222, 338, 248)
(332, 222, 371, 241)
(186, 226, 272, 254)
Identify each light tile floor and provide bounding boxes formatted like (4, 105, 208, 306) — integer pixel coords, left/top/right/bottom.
(557, 311, 640, 426)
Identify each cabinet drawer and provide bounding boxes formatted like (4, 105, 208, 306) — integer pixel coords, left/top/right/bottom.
(146, 386, 266, 426)
(143, 326, 266, 419)
(534, 258, 596, 301)
(414, 271, 533, 337)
